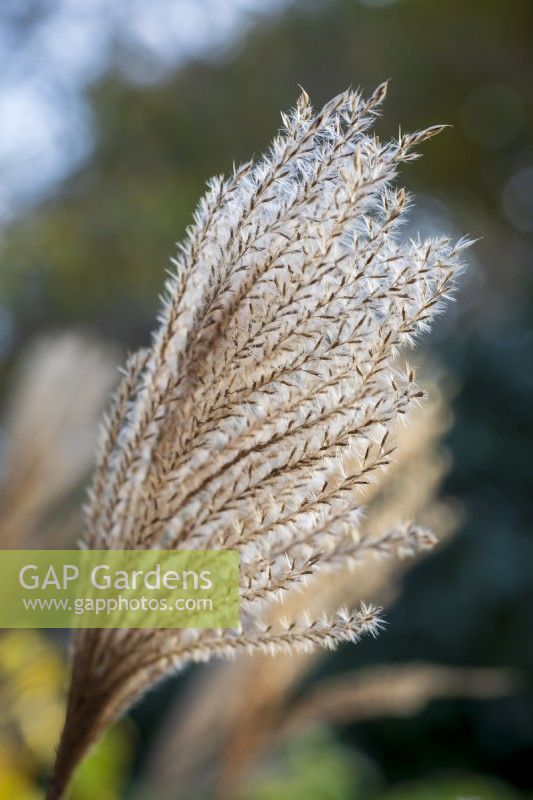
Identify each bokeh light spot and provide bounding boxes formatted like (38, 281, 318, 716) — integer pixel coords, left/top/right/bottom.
(501, 166, 533, 232)
(461, 83, 524, 149)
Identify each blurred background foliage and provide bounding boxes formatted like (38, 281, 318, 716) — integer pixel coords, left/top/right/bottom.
(0, 0, 532, 797)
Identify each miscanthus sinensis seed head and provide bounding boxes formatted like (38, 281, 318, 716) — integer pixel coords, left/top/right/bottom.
(48, 83, 470, 800)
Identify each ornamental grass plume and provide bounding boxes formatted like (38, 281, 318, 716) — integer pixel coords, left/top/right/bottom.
(47, 82, 469, 799)
(144, 385, 458, 797)
(0, 334, 115, 549)
(278, 663, 517, 734)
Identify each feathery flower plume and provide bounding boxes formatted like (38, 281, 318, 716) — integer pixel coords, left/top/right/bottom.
(47, 83, 469, 798)
(0, 334, 116, 549)
(143, 384, 458, 797)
